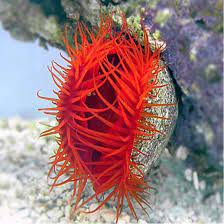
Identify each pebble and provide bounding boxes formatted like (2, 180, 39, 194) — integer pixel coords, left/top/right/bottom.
(184, 168, 193, 182)
(138, 219, 148, 224)
(100, 208, 116, 223)
(119, 214, 130, 223)
(193, 171, 199, 190)
(176, 145, 189, 160)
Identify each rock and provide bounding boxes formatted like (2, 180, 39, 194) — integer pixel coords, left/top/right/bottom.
(138, 219, 148, 224)
(184, 168, 193, 182)
(176, 145, 189, 160)
(117, 214, 131, 223)
(149, 0, 223, 170)
(100, 208, 116, 223)
(193, 171, 199, 190)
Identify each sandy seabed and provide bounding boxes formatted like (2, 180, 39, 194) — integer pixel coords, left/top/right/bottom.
(0, 117, 222, 224)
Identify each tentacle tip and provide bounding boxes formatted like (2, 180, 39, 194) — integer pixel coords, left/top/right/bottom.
(37, 89, 42, 97)
(47, 65, 52, 72)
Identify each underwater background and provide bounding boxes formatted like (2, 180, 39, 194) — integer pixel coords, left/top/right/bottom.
(0, 0, 223, 223)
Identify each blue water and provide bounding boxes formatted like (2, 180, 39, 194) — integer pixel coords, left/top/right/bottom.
(0, 27, 66, 119)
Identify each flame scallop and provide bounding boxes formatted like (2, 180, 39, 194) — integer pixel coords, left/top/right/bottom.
(38, 13, 175, 223)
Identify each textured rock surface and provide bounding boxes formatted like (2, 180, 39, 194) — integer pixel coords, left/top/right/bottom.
(0, 0, 64, 48)
(149, 0, 223, 169)
(0, 0, 100, 49)
(0, 118, 222, 223)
